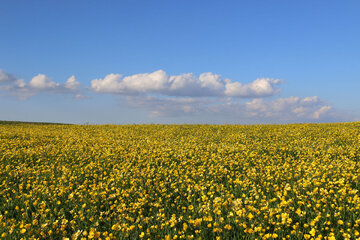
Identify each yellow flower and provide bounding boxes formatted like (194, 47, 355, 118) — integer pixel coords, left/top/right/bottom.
(224, 224, 232, 230)
(304, 234, 311, 240)
(183, 223, 188, 231)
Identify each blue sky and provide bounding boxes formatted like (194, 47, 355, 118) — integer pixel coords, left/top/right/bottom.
(1, 0, 359, 124)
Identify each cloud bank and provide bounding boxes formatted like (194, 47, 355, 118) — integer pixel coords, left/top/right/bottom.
(91, 70, 282, 98)
(127, 95, 335, 122)
(0, 68, 353, 123)
(90, 70, 344, 122)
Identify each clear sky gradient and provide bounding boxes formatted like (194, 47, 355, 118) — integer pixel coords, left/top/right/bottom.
(1, 0, 359, 124)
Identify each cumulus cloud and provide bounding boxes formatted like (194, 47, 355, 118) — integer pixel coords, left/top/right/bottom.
(64, 76, 81, 90)
(198, 72, 224, 91)
(122, 70, 169, 92)
(0, 69, 82, 99)
(91, 73, 123, 93)
(91, 70, 282, 98)
(91, 70, 169, 94)
(29, 74, 60, 89)
(225, 78, 283, 97)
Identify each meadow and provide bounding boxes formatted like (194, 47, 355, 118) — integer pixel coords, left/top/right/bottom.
(0, 122, 360, 240)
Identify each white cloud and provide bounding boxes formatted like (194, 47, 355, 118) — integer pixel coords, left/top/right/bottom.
(29, 74, 60, 89)
(198, 72, 224, 90)
(168, 73, 198, 95)
(225, 78, 282, 97)
(91, 73, 123, 93)
(122, 70, 168, 92)
(91, 70, 282, 98)
(65, 75, 81, 90)
(0, 69, 82, 99)
(91, 70, 169, 94)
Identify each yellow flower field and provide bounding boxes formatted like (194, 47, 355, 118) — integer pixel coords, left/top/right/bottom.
(0, 122, 360, 240)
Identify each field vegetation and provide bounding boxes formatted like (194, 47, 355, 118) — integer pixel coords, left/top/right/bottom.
(1, 123, 360, 239)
